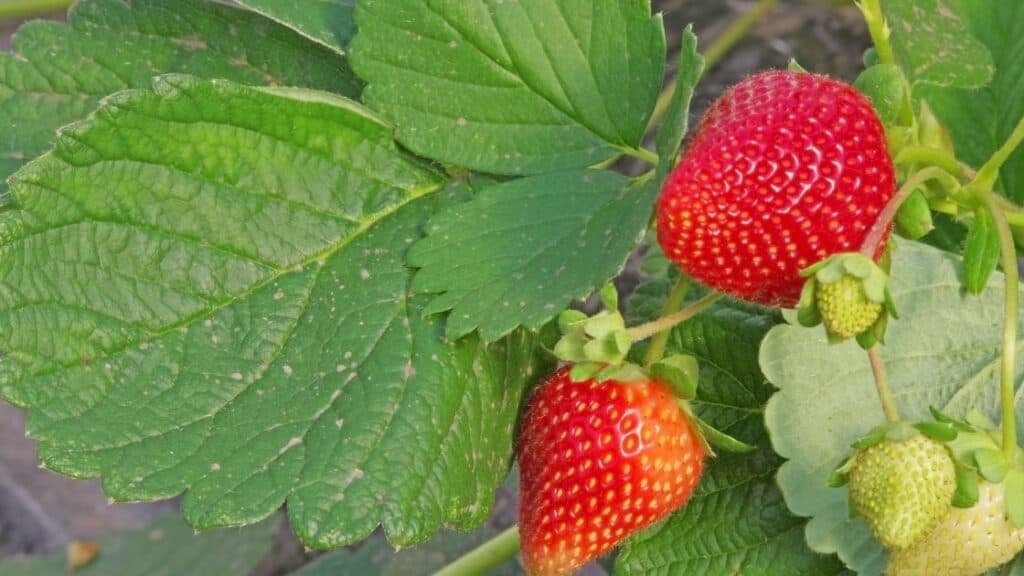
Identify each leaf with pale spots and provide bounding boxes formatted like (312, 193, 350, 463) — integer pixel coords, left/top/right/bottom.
(0, 76, 544, 550)
(349, 0, 666, 175)
(0, 0, 359, 198)
(407, 171, 656, 342)
(763, 242, 1024, 575)
(616, 279, 846, 575)
(0, 514, 279, 576)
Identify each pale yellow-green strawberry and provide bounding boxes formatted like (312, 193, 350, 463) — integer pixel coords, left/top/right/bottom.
(817, 274, 884, 339)
(847, 435, 955, 550)
(886, 481, 1024, 575)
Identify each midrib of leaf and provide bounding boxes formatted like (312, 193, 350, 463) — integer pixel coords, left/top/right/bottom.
(416, 2, 622, 147)
(7, 177, 443, 388)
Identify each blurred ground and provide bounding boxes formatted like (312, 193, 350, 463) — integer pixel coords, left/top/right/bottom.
(0, 1, 869, 573)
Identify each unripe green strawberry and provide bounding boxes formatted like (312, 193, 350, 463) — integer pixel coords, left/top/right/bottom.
(817, 274, 884, 338)
(887, 481, 1024, 575)
(847, 435, 955, 550)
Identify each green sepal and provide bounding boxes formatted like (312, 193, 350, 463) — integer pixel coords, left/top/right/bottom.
(796, 278, 822, 327)
(695, 419, 756, 455)
(855, 63, 904, 126)
(975, 448, 1010, 483)
(914, 420, 958, 442)
(582, 332, 628, 366)
(583, 312, 626, 340)
(963, 207, 1000, 295)
(863, 46, 880, 68)
(966, 409, 998, 430)
(599, 283, 620, 312)
(855, 327, 878, 349)
(788, 58, 809, 73)
(829, 457, 853, 488)
(558, 309, 588, 331)
(952, 465, 980, 508)
(553, 331, 588, 363)
(594, 362, 648, 384)
(918, 100, 955, 155)
(650, 354, 700, 400)
(895, 189, 935, 240)
(851, 426, 889, 450)
(569, 362, 604, 382)
(1004, 469, 1024, 528)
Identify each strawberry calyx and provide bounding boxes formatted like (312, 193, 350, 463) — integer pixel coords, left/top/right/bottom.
(797, 252, 898, 346)
(830, 419, 959, 488)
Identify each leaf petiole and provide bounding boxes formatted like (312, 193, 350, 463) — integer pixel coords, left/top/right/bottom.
(860, 166, 961, 257)
(643, 276, 692, 366)
(627, 292, 725, 343)
(430, 526, 521, 576)
(867, 346, 900, 423)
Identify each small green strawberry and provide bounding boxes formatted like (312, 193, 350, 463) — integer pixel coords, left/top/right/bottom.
(798, 252, 897, 345)
(835, 424, 956, 550)
(886, 481, 1024, 575)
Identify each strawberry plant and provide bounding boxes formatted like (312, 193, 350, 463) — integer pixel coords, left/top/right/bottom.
(0, 0, 1023, 575)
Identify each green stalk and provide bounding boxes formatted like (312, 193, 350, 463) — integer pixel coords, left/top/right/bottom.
(619, 145, 660, 166)
(859, 166, 961, 257)
(867, 346, 900, 422)
(981, 192, 1020, 459)
(894, 146, 965, 179)
(0, 0, 71, 19)
(627, 292, 725, 343)
(431, 526, 521, 576)
(971, 117, 1024, 193)
(859, 0, 895, 66)
(647, 0, 780, 134)
(643, 276, 692, 366)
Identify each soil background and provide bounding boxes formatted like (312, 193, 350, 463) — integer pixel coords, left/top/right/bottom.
(0, 1, 869, 574)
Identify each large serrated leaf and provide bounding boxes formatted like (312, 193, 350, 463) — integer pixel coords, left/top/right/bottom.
(0, 514, 278, 576)
(0, 76, 543, 550)
(234, 0, 355, 53)
(916, 1, 1024, 203)
(882, 0, 994, 88)
(407, 171, 654, 342)
(0, 0, 359, 198)
(615, 290, 845, 575)
(350, 0, 666, 175)
(762, 242, 1024, 575)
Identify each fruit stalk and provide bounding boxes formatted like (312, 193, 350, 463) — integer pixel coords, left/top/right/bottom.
(867, 346, 900, 422)
(430, 526, 521, 576)
(643, 276, 692, 366)
(981, 193, 1019, 460)
(627, 292, 725, 343)
(859, 0, 895, 67)
(859, 167, 960, 258)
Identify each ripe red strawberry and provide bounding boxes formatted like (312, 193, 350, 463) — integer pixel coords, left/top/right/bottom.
(518, 367, 706, 576)
(658, 70, 896, 307)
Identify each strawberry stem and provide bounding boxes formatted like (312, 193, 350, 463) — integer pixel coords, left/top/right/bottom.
(643, 276, 692, 366)
(981, 193, 1020, 460)
(859, 166, 961, 258)
(627, 292, 725, 343)
(858, 0, 896, 67)
(431, 525, 521, 576)
(619, 146, 660, 166)
(867, 346, 900, 423)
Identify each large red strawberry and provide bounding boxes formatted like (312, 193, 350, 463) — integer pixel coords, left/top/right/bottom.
(518, 367, 706, 576)
(658, 70, 896, 307)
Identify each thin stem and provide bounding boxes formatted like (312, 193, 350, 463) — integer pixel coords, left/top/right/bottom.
(981, 193, 1020, 459)
(859, 0, 896, 66)
(0, 0, 71, 19)
(643, 277, 692, 366)
(972, 116, 1024, 193)
(619, 146, 660, 166)
(645, 0, 779, 134)
(895, 146, 965, 179)
(627, 292, 725, 343)
(859, 166, 961, 257)
(431, 526, 521, 576)
(867, 346, 900, 422)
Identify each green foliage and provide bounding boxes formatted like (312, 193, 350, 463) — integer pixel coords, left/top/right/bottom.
(0, 76, 542, 550)
(655, 27, 704, 183)
(408, 171, 654, 342)
(763, 242, 1024, 576)
(350, 0, 666, 174)
(0, 515, 278, 576)
(0, 0, 358, 197)
(235, 0, 355, 52)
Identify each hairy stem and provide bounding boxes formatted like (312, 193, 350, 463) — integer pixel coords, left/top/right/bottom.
(643, 276, 692, 366)
(859, 166, 960, 257)
(859, 0, 895, 66)
(867, 346, 900, 423)
(431, 526, 521, 576)
(972, 117, 1024, 193)
(981, 193, 1020, 459)
(0, 0, 71, 19)
(627, 292, 725, 343)
(894, 146, 966, 179)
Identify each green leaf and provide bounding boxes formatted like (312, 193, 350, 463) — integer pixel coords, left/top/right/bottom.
(916, 1, 1024, 202)
(963, 208, 1001, 294)
(762, 242, 1024, 575)
(0, 514, 278, 576)
(854, 64, 905, 126)
(235, 0, 355, 53)
(0, 76, 544, 549)
(408, 172, 656, 342)
(0, 0, 359, 198)
(654, 26, 705, 183)
(616, 298, 844, 575)
(881, 0, 994, 88)
(350, 0, 666, 175)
